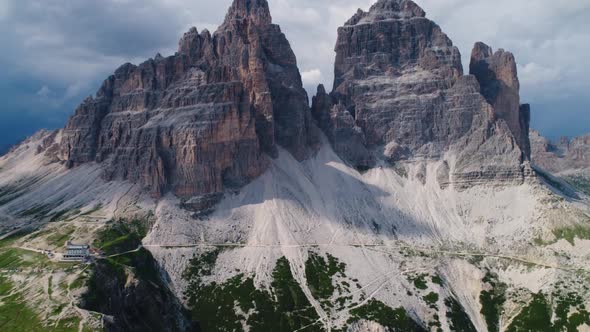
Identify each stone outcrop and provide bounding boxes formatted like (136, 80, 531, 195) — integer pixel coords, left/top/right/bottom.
(82, 250, 195, 332)
(55, 0, 536, 195)
(312, 0, 532, 187)
(470, 42, 531, 158)
(569, 135, 590, 164)
(58, 0, 317, 198)
(311, 85, 373, 169)
(347, 320, 388, 332)
(530, 130, 590, 173)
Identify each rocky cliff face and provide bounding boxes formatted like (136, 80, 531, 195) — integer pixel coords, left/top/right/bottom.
(54, 0, 535, 197)
(312, 0, 532, 187)
(3, 1, 590, 331)
(58, 0, 317, 198)
(530, 130, 590, 174)
(83, 251, 194, 332)
(470, 42, 531, 158)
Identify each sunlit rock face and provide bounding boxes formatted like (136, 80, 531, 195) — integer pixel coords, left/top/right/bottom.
(312, 0, 533, 187)
(58, 0, 318, 198)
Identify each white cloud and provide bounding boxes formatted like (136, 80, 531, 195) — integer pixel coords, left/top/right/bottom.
(64, 81, 87, 101)
(411, 0, 590, 94)
(36, 85, 52, 98)
(518, 63, 562, 86)
(301, 69, 322, 88)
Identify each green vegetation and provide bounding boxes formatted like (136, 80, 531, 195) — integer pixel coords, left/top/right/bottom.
(507, 293, 552, 332)
(46, 226, 76, 247)
(0, 248, 59, 270)
(305, 251, 346, 300)
(182, 249, 220, 290)
(428, 316, 442, 332)
(431, 275, 443, 286)
(49, 317, 85, 332)
(408, 273, 429, 290)
(186, 273, 252, 331)
(503, 291, 590, 332)
(348, 299, 426, 332)
(93, 219, 147, 255)
(423, 292, 439, 307)
(83, 219, 181, 331)
(445, 297, 477, 332)
(505, 291, 590, 332)
(552, 224, 590, 245)
(0, 221, 98, 331)
(533, 221, 590, 246)
(87, 219, 158, 295)
(480, 272, 507, 332)
(184, 255, 322, 331)
(89, 220, 147, 281)
(0, 273, 88, 331)
(0, 229, 55, 270)
(82, 258, 125, 311)
(48, 275, 53, 298)
(553, 292, 590, 332)
(69, 274, 87, 291)
(270, 257, 322, 330)
(0, 275, 46, 331)
(0, 227, 34, 247)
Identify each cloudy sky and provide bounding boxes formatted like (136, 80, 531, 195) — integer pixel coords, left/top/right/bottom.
(0, 0, 588, 147)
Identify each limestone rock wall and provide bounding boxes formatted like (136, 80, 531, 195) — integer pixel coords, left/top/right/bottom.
(59, 0, 318, 198)
(530, 130, 590, 173)
(312, 0, 533, 187)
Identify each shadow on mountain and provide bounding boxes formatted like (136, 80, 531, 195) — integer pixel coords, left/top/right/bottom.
(81, 220, 197, 332)
(209, 148, 438, 242)
(534, 167, 581, 200)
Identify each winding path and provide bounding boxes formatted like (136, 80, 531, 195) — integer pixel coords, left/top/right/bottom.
(141, 242, 589, 274)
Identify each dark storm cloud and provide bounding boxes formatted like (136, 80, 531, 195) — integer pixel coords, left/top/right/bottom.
(0, 0, 588, 148)
(0, 0, 230, 146)
(1, 0, 198, 85)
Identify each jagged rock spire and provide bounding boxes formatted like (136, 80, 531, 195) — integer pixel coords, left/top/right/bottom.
(345, 0, 425, 25)
(315, 0, 533, 186)
(223, 0, 272, 27)
(470, 41, 530, 159)
(470, 42, 520, 99)
(58, 0, 317, 198)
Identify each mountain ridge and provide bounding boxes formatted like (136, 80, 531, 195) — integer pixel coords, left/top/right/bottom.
(51, 0, 318, 199)
(313, 0, 533, 191)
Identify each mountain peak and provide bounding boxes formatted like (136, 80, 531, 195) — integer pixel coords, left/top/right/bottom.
(346, 0, 425, 25)
(223, 0, 272, 27)
(471, 41, 493, 60)
(2, 2, 589, 332)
